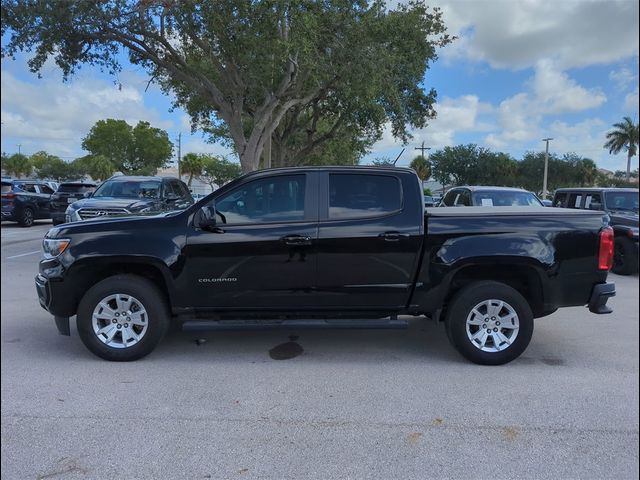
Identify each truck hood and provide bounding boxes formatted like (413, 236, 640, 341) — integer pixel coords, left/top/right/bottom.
(608, 211, 639, 227)
(70, 197, 157, 211)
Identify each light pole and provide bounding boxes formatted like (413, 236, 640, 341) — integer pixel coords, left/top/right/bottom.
(542, 137, 553, 199)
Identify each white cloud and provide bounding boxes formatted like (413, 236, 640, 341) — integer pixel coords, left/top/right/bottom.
(484, 61, 606, 149)
(434, 0, 639, 70)
(370, 94, 492, 159)
(609, 67, 637, 90)
(0, 68, 174, 158)
(624, 87, 639, 113)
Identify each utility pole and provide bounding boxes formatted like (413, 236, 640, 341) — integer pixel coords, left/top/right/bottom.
(176, 133, 181, 179)
(542, 137, 553, 199)
(415, 141, 431, 160)
(17, 144, 21, 155)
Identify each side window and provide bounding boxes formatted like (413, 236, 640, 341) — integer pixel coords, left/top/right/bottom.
(38, 184, 54, 194)
(329, 174, 401, 219)
(553, 193, 567, 207)
(20, 183, 38, 193)
(567, 193, 583, 209)
(215, 175, 306, 224)
(164, 181, 181, 198)
(584, 193, 602, 210)
(455, 190, 471, 206)
(178, 181, 191, 198)
(442, 190, 457, 206)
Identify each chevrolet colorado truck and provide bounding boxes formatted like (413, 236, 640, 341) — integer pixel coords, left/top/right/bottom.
(35, 167, 616, 364)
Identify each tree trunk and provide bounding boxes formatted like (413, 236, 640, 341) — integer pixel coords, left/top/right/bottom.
(627, 151, 631, 181)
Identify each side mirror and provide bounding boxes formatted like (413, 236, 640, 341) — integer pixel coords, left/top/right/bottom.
(84, 191, 93, 198)
(195, 205, 221, 232)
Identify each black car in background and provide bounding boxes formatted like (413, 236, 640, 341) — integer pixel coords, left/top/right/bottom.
(1, 179, 56, 227)
(552, 188, 639, 275)
(65, 175, 194, 222)
(439, 186, 544, 207)
(50, 182, 98, 225)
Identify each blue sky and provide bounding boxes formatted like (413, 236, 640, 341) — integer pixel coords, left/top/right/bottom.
(1, 0, 639, 173)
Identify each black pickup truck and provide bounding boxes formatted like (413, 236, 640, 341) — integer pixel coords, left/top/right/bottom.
(35, 167, 616, 364)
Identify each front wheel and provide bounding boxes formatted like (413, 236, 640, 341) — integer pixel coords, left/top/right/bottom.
(76, 275, 170, 361)
(445, 281, 534, 365)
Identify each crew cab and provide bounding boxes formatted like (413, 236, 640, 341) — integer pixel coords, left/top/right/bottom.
(35, 167, 616, 364)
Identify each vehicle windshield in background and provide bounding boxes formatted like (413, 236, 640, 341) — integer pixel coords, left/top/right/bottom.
(1, 182, 11, 193)
(92, 180, 161, 199)
(605, 192, 639, 212)
(57, 184, 95, 194)
(472, 190, 543, 207)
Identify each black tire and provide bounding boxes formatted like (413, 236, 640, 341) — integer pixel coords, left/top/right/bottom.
(445, 281, 534, 365)
(76, 274, 170, 361)
(612, 237, 638, 275)
(18, 207, 34, 227)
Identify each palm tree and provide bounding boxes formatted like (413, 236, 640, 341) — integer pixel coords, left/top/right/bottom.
(180, 153, 204, 186)
(604, 117, 639, 180)
(409, 155, 431, 183)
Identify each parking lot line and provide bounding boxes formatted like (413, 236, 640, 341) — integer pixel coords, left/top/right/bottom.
(5, 250, 40, 259)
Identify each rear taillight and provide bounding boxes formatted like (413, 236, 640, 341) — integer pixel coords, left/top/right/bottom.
(598, 227, 614, 271)
(1, 192, 16, 199)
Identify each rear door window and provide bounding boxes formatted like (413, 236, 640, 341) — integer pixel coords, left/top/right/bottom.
(37, 184, 55, 195)
(58, 184, 95, 194)
(567, 193, 583, 209)
(328, 174, 401, 219)
(553, 193, 567, 207)
(584, 193, 602, 209)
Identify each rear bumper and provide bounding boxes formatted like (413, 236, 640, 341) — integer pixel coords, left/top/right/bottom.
(588, 282, 616, 314)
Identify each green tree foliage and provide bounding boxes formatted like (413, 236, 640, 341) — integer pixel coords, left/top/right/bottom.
(81, 119, 172, 175)
(180, 153, 205, 186)
(428, 144, 599, 193)
(31, 152, 72, 181)
(1, 153, 31, 178)
(429, 144, 516, 187)
(1, 1, 452, 173)
(200, 156, 243, 190)
(516, 152, 598, 193)
(604, 117, 639, 180)
(409, 155, 431, 182)
(371, 157, 394, 166)
(71, 155, 116, 181)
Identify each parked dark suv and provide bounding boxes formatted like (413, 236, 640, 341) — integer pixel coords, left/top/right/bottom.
(50, 182, 98, 225)
(1, 179, 55, 226)
(552, 188, 638, 274)
(65, 175, 194, 222)
(439, 186, 544, 207)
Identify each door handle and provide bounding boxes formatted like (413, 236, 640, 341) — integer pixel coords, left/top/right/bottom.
(379, 231, 410, 241)
(281, 235, 312, 246)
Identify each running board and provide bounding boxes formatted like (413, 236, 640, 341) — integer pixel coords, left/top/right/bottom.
(181, 318, 408, 332)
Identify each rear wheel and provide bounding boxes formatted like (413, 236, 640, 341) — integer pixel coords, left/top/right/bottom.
(76, 275, 170, 361)
(18, 207, 34, 227)
(612, 237, 638, 275)
(445, 281, 534, 365)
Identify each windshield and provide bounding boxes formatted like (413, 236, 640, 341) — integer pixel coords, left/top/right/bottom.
(605, 191, 639, 212)
(92, 180, 161, 199)
(472, 190, 543, 207)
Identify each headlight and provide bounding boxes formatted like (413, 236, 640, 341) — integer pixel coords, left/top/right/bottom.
(42, 238, 70, 259)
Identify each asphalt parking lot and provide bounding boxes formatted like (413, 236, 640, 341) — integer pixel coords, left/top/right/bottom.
(1, 222, 638, 480)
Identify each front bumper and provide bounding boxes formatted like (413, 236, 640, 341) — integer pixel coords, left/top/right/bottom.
(588, 282, 616, 314)
(35, 274, 74, 335)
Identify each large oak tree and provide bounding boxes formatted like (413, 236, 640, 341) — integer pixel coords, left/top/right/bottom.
(1, 0, 452, 172)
